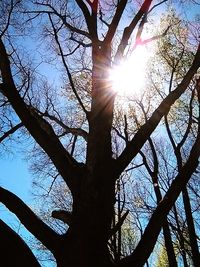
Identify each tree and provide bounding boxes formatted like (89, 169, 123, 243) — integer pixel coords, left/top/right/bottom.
(0, 1, 200, 266)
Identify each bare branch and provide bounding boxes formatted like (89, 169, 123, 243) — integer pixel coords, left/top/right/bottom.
(109, 210, 129, 239)
(99, 8, 110, 28)
(28, 3, 90, 38)
(42, 110, 88, 141)
(0, 122, 23, 142)
(0, 1, 21, 37)
(0, 39, 85, 193)
(113, 126, 126, 142)
(134, 25, 171, 48)
(69, 35, 92, 48)
(52, 210, 72, 226)
(48, 14, 89, 118)
(0, 187, 61, 254)
(115, 0, 153, 60)
(103, 0, 128, 45)
(148, 0, 168, 14)
(119, 127, 200, 267)
(124, 115, 129, 144)
(75, 0, 96, 38)
(115, 42, 200, 175)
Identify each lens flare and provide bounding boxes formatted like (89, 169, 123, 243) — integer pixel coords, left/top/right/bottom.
(110, 46, 150, 96)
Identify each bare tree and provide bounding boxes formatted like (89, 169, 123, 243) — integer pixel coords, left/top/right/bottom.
(0, 1, 200, 267)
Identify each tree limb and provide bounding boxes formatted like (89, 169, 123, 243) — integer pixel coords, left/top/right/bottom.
(0, 1, 21, 38)
(28, 3, 91, 38)
(115, 42, 200, 176)
(0, 187, 61, 254)
(48, 14, 89, 118)
(52, 210, 72, 225)
(0, 219, 40, 267)
(115, 0, 153, 61)
(0, 39, 85, 193)
(75, 0, 95, 38)
(103, 0, 128, 45)
(133, 25, 171, 50)
(118, 127, 200, 267)
(109, 210, 129, 239)
(148, 0, 168, 14)
(41, 110, 88, 141)
(0, 122, 23, 142)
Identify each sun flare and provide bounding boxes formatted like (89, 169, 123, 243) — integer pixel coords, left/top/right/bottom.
(110, 46, 150, 96)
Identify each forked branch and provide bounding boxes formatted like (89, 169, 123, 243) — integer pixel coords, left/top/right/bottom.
(118, 126, 200, 267)
(0, 39, 84, 193)
(115, 0, 153, 60)
(115, 42, 200, 175)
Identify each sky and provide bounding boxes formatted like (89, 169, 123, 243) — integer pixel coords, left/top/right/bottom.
(0, 157, 32, 203)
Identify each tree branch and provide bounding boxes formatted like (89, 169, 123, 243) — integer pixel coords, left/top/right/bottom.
(115, 42, 200, 175)
(133, 25, 171, 50)
(75, 0, 91, 23)
(103, 0, 128, 45)
(42, 110, 88, 140)
(115, 0, 153, 61)
(0, 1, 21, 37)
(0, 187, 60, 254)
(0, 39, 85, 193)
(52, 210, 72, 225)
(0, 219, 40, 267)
(109, 210, 129, 239)
(48, 14, 89, 118)
(0, 122, 23, 142)
(148, 0, 168, 14)
(118, 127, 200, 267)
(28, 3, 90, 38)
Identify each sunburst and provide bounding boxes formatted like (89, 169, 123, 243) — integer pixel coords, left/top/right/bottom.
(110, 46, 150, 96)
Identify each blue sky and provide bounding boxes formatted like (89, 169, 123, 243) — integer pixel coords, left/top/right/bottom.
(0, 157, 32, 203)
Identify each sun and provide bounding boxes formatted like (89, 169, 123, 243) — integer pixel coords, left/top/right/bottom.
(109, 46, 150, 96)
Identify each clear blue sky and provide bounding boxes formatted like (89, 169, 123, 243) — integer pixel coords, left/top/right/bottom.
(0, 157, 32, 203)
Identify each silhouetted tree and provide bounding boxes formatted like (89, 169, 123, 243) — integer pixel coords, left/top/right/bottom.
(0, 1, 200, 266)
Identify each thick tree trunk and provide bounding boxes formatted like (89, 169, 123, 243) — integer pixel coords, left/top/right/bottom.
(57, 47, 118, 267)
(53, 165, 116, 267)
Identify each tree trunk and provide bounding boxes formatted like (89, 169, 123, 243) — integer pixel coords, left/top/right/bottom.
(54, 167, 116, 267)
(182, 187, 200, 266)
(162, 221, 178, 267)
(173, 205, 189, 267)
(154, 185, 177, 266)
